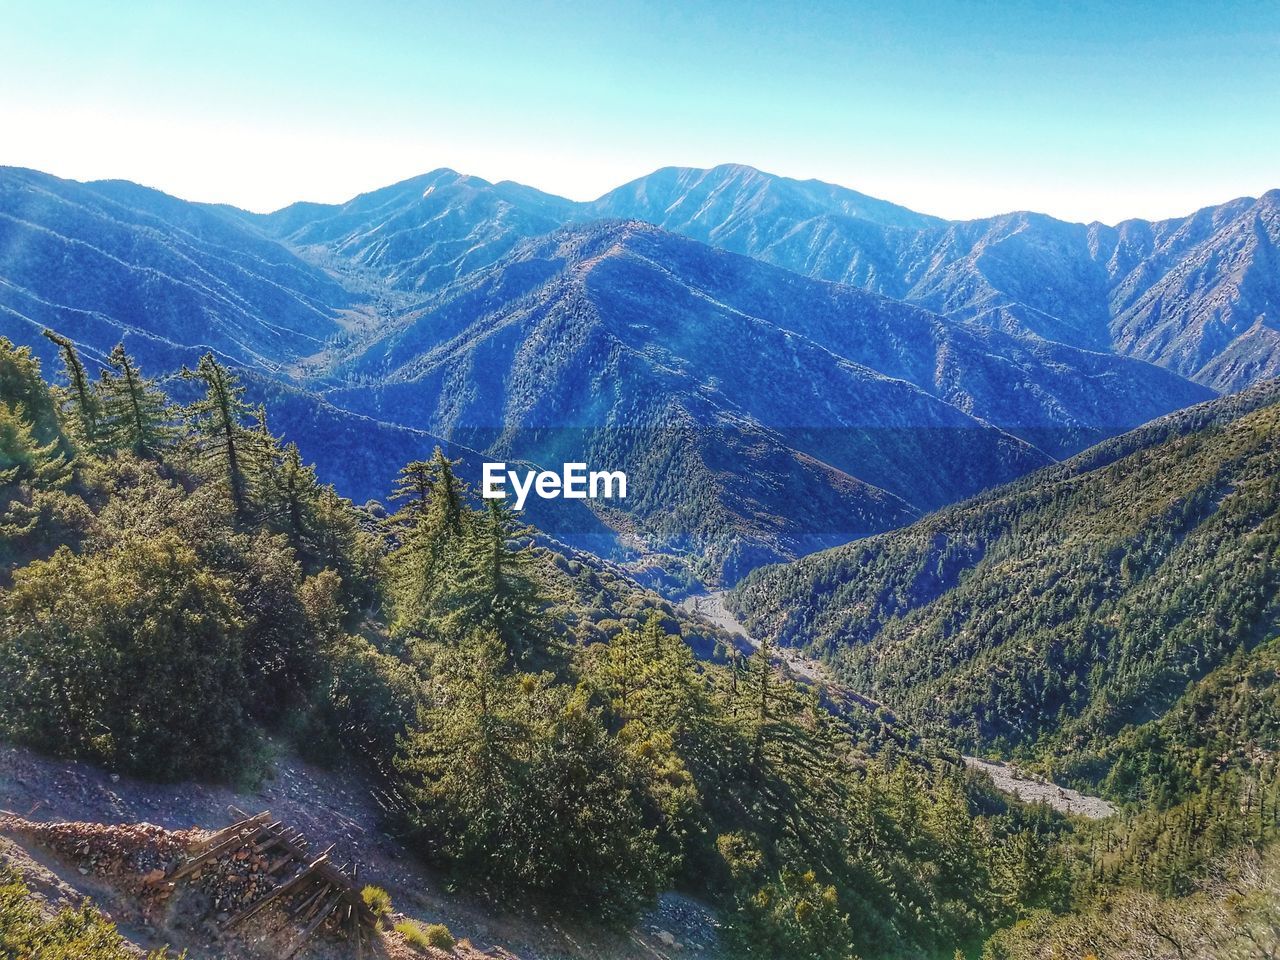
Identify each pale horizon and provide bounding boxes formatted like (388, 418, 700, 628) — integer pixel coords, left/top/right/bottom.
(3, 0, 1278, 225)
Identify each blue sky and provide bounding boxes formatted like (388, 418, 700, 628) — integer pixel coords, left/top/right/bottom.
(2, 0, 1277, 222)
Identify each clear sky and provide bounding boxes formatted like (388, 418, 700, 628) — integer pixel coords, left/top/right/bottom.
(3, 0, 1278, 224)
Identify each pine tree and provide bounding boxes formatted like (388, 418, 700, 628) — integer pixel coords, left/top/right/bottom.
(442, 498, 546, 662)
(41, 330, 103, 450)
(268, 441, 320, 540)
(389, 449, 469, 636)
(389, 458, 434, 523)
(1, 402, 71, 539)
(0, 337, 62, 446)
(99, 345, 173, 457)
(182, 353, 258, 519)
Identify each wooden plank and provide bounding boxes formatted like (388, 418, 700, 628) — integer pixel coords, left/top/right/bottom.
(289, 880, 330, 921)
(281, 890, 344, 959)
(187, 811, 271, 856)
(170, 822, 271, 881)
(220, 853, 331, 929)
(300, 884, 338, 925)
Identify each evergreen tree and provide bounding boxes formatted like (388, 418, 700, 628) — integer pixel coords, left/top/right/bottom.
(41, 329, 103, 450)
(389, 448, 469, 635)
(389, 457, 434, 523)
(99, 345, 173, 457)
(442, 498, 546, 662)
(273, 441, 319, 539)
(182, 353, 258, 518)
(0, 402, 71, 538)
(0, 403, 68, 492)
(0, 337, 62, 446)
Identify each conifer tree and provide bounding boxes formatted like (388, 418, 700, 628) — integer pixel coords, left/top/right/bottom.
(0, 337, 62, 446)
(390, 448, 469, 635)
(269, 440, 320, 540)
(182, 353, 257, 519)
(389, 458, 434, 523)
(41, 330, 102, 449)
(99, 345, 173, 458)
(0, 403, 68, 493)
(443, 497, 545, 662)
(0, 402, 71, 537)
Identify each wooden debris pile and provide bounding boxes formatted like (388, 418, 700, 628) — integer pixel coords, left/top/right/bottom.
(168, 808, 379, 958)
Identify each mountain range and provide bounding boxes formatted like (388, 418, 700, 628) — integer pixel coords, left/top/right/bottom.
(2, 161, 1275, 580)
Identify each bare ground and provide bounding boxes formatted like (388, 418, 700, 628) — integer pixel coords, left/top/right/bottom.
(0, 742, 723, 959)
(962, 757, 1117, 819)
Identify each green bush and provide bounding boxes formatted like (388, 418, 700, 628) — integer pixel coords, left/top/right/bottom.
(0, 534, 252, 779)
(361, 884, 392, 924)
(0, 864, 176, 959)
(395, 919, 453, 952)
(422, 923, 455, 950)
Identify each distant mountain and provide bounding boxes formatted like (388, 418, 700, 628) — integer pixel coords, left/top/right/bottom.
(596, 165, 1280, 391)
(0, 162, 1267, 580)
(0, 167, 350, 373)
(319, 220, 1209, 578)
(729, 381, 1280, 780)
(252, 168, 576, 296)
(588, 162, 942, 235)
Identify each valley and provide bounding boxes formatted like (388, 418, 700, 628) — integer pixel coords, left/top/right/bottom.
(3, 162, 1252, 582)
(2, 157, 1279, 960)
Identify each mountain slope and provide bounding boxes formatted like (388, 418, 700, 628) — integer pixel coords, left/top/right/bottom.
(0, 167, 352, 373)
(730, 381, 1280, 778)
(595, 165, 1280, 391)
(318, 220, 1212, 578)
(255, 168, 576, 296)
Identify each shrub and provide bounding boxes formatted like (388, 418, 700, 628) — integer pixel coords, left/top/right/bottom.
(395, 919, 453, 952)
(394, 920, 427, 950)
(0, 864, 175, 959)
(361, 884, 392, 924)
(423, 923, 456, 950)
(0, 534, 252, 779)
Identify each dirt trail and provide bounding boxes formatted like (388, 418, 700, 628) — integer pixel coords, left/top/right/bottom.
(678, 591, 825, 682)
(962, 757, 1116, 819)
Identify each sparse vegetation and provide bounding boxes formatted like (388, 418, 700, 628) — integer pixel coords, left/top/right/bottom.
(395, 918, 454, 952)
(361, 884, 392, 925)
(0, 863, 177, 959)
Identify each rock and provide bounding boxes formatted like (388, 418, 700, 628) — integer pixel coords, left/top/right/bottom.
(142, 868, 166, 884)
(656, 930, 677, 947)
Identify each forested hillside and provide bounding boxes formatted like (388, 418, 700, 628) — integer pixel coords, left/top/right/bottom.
(2, 332, 1092, 959)
(731, 381, 1280, 788)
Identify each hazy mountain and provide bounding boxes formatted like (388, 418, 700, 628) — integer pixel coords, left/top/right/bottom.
(0, 167, 351, 373)
(730, 380, 1280, 774)
(592, 165, 1280, 391)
